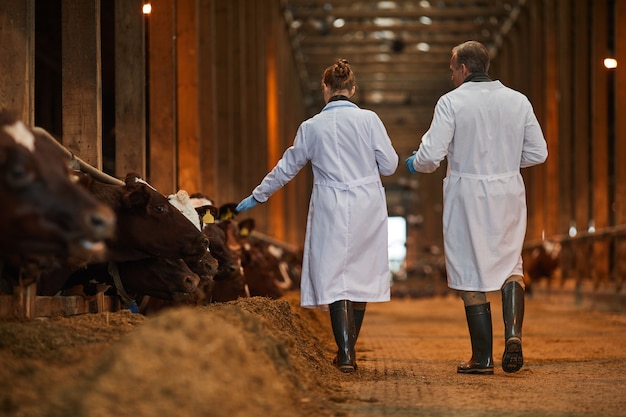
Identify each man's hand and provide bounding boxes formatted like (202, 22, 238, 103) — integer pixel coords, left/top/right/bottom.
(405, 152, 417, 174)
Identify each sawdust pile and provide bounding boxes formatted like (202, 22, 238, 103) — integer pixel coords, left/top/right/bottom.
(0, 292, 343, 417)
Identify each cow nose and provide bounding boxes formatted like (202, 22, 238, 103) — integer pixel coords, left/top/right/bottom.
(87, 205, 116, 240)
(183, 273, 200, 292)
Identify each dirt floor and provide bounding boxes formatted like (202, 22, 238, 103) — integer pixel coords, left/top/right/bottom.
(1, 278, 625, 417)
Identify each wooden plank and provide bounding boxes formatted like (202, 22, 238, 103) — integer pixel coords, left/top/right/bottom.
(557, 0, 573, 241)
(265, 3, 286, 241)
(573, 0, 591, 237)
(176, 0, 200, 194)
(591, 0, 611, 284)
(115, 0, 146, 178)
(0, 294, 119, 319)
(61, 0, 102, 168)
(543, 0, 560, 237)
(525, 0, 547, 242)
(147, 0, 176, 194)
(198, 0, 217, 199)
(213, 1, 235, 204)
(613, 0, 626, 288)
(0, 0, 34, 123)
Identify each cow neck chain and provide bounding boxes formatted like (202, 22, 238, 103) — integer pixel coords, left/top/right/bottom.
(107, 262, 136, 308)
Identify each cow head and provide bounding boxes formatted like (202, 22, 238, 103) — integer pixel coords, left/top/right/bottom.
(0, 111, 116, 273)
(203, 221, 249, 302)
(117, 257, 201, 301)
(84, 173, 209, 262)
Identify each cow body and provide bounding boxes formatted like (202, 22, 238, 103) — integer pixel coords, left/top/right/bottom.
(522, 240, 562, 294)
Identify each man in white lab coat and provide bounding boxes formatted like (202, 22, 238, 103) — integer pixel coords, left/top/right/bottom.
(406, 41, 548, 374)
(237, 59, 398, 373)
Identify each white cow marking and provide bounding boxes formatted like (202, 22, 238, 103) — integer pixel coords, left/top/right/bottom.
(4, 121, 35, 152)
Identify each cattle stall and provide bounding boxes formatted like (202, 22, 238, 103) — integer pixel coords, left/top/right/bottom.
(1, 0, 626, 317)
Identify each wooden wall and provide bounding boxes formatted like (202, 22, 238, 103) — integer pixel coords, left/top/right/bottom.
(491, 0, 626, 287)
(1, 0, 625, 280)
(0, 0, 310, 247)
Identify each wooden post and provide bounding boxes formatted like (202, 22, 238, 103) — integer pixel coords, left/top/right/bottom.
(543, 0, 560, 238)
(115, 0, 146, 179)
(592, 0, 611, 286)
(613, 0, 626, 289)
(176, 0, 201, 194)
(0, 0, 34, 123)
(148, 0, 177, 194)
(198, 0, 218, 198)
(61, 0, 102, 168)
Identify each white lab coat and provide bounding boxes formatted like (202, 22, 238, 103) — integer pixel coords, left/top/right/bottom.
(252, 100, 398, 308)
(412, 81, 547, 291)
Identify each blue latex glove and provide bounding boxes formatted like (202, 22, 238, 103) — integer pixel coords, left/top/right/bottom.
(236, 195, 259, 213)
(405, 151, 417, 174)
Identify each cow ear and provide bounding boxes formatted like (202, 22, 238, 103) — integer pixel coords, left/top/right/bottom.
(123, 184, 150, 208)
(218, 203, 238, 221)
(238, 218, 255, 236)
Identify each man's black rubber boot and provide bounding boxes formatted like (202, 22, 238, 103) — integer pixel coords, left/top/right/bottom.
(329, 300, 356, 373)
(502, 281, 524, 373)
(457, 302, 494, 374)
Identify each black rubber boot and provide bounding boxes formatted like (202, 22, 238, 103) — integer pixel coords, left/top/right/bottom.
(457, 302, 494, 374)
(502, 281, 524, 372)
(329, 300, 356, 373)
(353, 302, 367, 343)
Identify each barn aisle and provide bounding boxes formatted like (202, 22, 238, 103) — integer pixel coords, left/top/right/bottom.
(331, 284, 626, 416)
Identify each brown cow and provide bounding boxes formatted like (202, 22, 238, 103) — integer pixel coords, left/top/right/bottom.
(37, 173, 210, 296)
(522, 240, 562, 295)
(63, 257, 201, 307)
(0, 111, 116, 288)
(238, 218, 294, 299)
(203, 220, 248, 303)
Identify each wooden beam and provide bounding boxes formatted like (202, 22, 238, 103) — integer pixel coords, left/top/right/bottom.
(115, 0, 146, 179)
(61, 0, 102, 168)
(148, 0, 176, 194)
(0, 0, 34, 123)
(591, 0, 610, 283)
(176, 0, 201, 194)
(543, 0, 560, 237)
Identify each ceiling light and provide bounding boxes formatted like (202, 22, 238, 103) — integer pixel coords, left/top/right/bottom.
(419, 16, 432, 25)
(604, 58, 618, 69)
(374, 17, 396, 27)
(377, 1, 397, 9)
(416, 42, 430, 52)
(419, 0, 431, 7)
(333, 18, 345, 28)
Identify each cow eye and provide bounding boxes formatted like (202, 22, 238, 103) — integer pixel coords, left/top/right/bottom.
(154, 204, 166, 214)
(6, 163, 35, 188)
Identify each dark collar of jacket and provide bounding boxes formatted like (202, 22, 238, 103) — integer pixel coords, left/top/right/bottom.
(329, 95, 351, 102)
(463, 73, 492, 83)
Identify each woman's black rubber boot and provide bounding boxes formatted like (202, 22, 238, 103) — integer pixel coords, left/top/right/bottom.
(457, 302, 494, 374)
(353, 302, 367, 343)
(329, 300, 356, 373)
(502, 281, 524, 372)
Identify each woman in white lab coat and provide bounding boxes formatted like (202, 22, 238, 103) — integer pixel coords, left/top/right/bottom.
(406, 41, 547, 374)
(237, 59, 398, 373)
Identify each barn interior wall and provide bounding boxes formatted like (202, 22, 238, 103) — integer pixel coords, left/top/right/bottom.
(1, 0, 625, 276)
(488, 0, 625, 286)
